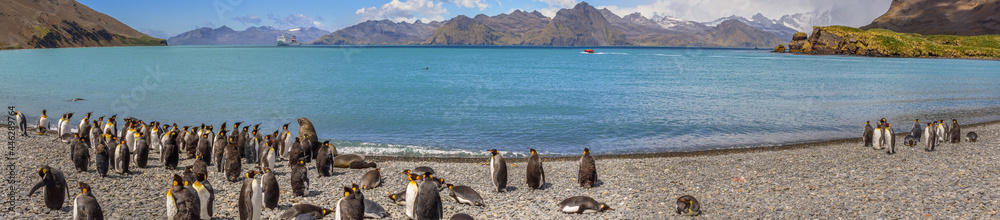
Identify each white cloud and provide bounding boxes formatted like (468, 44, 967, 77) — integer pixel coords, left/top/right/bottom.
(443, 0, 489, 10)
(534, 0, 576, 8)
(596, 0, 890, 27)
(268, 13, 326, 29)
(356, 0, 449, 23)
(531, 0, 576, 18)
(496, 0, 502, 8)
(232, 14, 262, 25)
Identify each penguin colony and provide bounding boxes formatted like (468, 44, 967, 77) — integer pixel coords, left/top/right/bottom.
(29, 109, 906, 219)
(862, 118, 972, 154)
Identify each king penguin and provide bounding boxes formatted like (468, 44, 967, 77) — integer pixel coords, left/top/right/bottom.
(73, 182, 104, 220)
(445, 184, 484, 206)
(78, 112, 92, 140)
(872, 124, 884, 150)
(197, 133, 212, 165)
(675, 195, 701, 216)
(72, 136, 90, 172)
(937, 120, 948, 143)
(316, 141, 335, 177)
(863, 121, 874, 147)
(95, 142, 110, 177)
(415, 173, 443, 220)
(925, 122, 938, 152)
(966, 132, 978, 142)
(37, 109, 49, 135)
(28, 165, 69, 210)
(558, 196, 612, 214)
(360, 168, 381, 189)
(950, 119, 962, 143)
(280, 204, 333, 220)
(404, 174, 419, 219)
(291, 159, 310, 197)
(213, 130, 228, 172)
(238, 170, 262, 220)
(526, 148, 545, 190)
(910, 119, 922, 141)
(134, 133, 150, 168)
(15, 111, 28, 136)
(163, 131, 180, 170)
(885, 123, 896, 155)
(224, 136, 243, 182)
(114, 139, 131, 175)
(193, 173, 215, 219)
(488, 149, 508, 192)
(262, 167, 279, 209)
(336, 186, 365, 220)
(579, 148, 597, 188)
(167, 174, 200, 220)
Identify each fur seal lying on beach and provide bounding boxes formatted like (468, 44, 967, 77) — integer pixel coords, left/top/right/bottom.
(334, 154, 366, 168)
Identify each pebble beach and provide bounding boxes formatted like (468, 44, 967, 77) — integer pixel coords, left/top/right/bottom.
(2, 121, 998, 219)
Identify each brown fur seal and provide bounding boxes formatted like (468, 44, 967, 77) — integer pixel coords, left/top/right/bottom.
(297, 117, 328, 153)
(334, 154, 366, 168)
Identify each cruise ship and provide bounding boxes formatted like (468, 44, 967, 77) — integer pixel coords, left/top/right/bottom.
(276, 34, 301, 46)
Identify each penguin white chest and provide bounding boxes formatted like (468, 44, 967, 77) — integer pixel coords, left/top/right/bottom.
(561, 205, 581, 213)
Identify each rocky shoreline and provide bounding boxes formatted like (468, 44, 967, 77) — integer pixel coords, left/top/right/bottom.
(775, 26, 1000, 60)
(2, 121, 998, 219)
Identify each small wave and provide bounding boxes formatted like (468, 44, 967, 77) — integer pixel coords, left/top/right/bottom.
(580, 52, 629, 55)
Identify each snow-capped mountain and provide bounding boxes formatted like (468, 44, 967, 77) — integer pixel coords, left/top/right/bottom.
(651, 14, 708, 33)
(702, 13, 797, 42)
(777, 10, 838, 33)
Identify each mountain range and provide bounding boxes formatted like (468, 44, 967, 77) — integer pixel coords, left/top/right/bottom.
(0, 0, 165, 49)
(167, 26, 329, 45)
(313, 2, 782, 47)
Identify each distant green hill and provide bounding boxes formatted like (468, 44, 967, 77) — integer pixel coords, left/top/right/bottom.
(786, 26, 1000, 59)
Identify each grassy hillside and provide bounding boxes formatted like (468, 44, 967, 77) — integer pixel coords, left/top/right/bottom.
(793, 26, 1000, 59)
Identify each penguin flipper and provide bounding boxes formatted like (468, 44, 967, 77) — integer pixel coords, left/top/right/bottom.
(28, 180, 45, 196)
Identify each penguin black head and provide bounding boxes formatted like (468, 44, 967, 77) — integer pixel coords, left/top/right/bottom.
(298, 159, 306, 165)
(388, 194, 397, 200)
(77, 182, 91, 194)
(880, 118, 886, 123)
(342, 186, 353, 197)
(529, 148, 537, 155)
(352, 183, 361, 192)
(85, 112, 92, 118)
(294, 137, 300, 142)
(228, 137, 236, 143)
(38, 165, 50, 177)
(41, 109, 46, 115)
(245, 170, 260, 179)
(445, 184, 453, 190)
(172, 174, 183, 186)
(242, 126, 248, 132)
(866, 121, 870, 125)
(600, 204, 613, 211)
(323, 140, 331, 146)
(488, 149, 499, 156)
(583, 148, 591, 156)
(952, 119, 957, 123)
(283, 123, 289, 130)
(218, 130, 226, 136)
(252, 130, 258, 135)
(196, 173, 207, 182)
(407, 174, 419, 181)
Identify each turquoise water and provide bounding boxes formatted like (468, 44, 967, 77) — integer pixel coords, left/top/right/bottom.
(2, 46, 999, 156)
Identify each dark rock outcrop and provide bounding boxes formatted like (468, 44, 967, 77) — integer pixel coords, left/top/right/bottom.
(861, 0, 1000, 35)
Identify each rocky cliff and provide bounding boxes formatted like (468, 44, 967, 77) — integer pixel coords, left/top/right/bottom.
(423, 15, 508, 45)
(0, 0, 165, 49)
(861, 0, 1000, 35)
(787, 26, 1000, 59)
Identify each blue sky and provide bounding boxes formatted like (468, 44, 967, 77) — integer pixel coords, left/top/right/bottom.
(78, 0, 891, 39)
